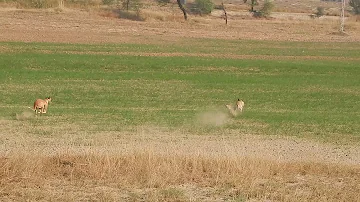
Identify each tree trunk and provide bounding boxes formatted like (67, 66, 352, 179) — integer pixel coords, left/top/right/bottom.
(222, 2, 227, 25)
(126, 0, 129, 11)
(176, 0, 187, 20)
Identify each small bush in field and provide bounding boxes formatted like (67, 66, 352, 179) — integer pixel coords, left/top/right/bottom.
(194, 0, 214, 15)
(350, 0, 360, 14)
(117, 10, 145, 21)
(259, 0, 274, 17)
(253, 0, 274, 18)
(315, 7, 325, 17)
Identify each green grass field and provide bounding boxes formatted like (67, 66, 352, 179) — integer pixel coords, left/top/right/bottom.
(1, 40, 359, 142)
(1, 39, 360, 202)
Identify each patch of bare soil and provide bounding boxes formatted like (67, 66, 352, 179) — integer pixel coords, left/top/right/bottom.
(1, 119, 359, 166)
(1, 120, 360, 201)
(0, 8, 359, 44)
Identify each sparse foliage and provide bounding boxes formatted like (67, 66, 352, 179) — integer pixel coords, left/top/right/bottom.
(253, 0, 274, 18)
(193, 0, 214, 15)
(119, 0, 142, 11)
(117, 9, 145, 21)
(112, 0, 145, 21)
(244, 0, 258, 12)
(156, 0, 187, 20)
(349, 0, 360, 14)
(315, 6, 325, 17)
(259, 0, 274, 17)
(157, 0, 170, 6)
(102, 0, 116, 5)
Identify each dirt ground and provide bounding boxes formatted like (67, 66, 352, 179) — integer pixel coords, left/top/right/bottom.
(1, 118, 360, 201)
(0, 7, 359, 44)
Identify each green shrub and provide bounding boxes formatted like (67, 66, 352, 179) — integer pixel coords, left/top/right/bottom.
(350, 0, 360, 14)
(259, 0, 274, 17)
(315, 6, 325, 17)
(253, 0, 274, 18)
(194, 0, 214, 15)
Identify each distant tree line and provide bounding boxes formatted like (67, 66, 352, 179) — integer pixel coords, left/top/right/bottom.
(321, 0, 341, 2)
(15, 0, 360, 22)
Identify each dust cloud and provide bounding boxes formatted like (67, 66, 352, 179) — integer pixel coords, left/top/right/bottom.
(16, 111, 34, 120)
(196, 109, 230, 127)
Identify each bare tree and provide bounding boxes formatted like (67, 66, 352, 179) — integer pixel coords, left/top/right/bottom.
(243, 0, 258, 12)
(124, 0, 129, 10)
(58, 0, 64, 9)
(157, 0, 188, 20)
(176, 0, 188, 20)
(222, 1, 228, 24)
(120, 0, 142, 11)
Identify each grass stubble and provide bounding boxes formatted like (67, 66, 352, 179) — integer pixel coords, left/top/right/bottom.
(1, 40, 360, 201)
(1, 122, 360, 201)
(1, 126, 360, 201)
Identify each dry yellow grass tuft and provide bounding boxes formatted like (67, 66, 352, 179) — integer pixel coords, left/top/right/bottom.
(1, 120, 360, 201)
(1, 148, 359, 201)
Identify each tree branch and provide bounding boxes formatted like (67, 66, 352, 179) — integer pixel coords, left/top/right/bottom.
(176, 0, 188, 20)
(222, 2, 228, 25)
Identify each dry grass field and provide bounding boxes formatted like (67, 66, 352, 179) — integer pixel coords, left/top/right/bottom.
(1, 122, 360, 201)
(1, 0, 360, 201)
(0, 0, 360, 43)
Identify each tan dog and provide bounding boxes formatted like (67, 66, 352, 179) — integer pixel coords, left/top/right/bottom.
(236, 99, 245, 112)
(32, 97, 52, 114)
(226, 99, 245, 116)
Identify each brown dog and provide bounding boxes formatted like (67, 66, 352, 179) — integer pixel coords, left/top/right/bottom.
(32, 97, 52, 114)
